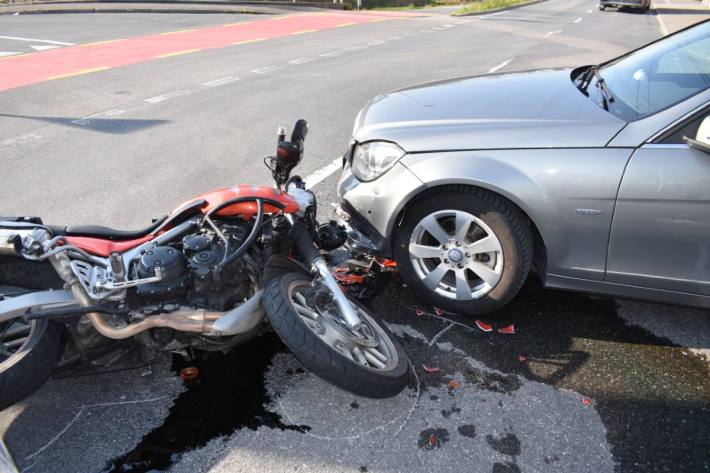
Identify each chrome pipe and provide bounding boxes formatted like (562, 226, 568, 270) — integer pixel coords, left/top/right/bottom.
(312, 257, 362, 331)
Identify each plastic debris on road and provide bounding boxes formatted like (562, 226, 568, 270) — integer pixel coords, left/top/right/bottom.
(518, 354, 527, 362)
(475, 320, 493, 332)
(422, 364, 441, 373)
(498, 324, 515, 334)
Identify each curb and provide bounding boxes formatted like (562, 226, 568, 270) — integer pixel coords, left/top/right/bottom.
(0, 0, 344, 14)
(453, 0, 547, 16)
(0, 7, 273, 13)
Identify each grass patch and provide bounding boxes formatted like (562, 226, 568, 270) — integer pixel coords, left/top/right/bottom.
(453, 0, 532, 15)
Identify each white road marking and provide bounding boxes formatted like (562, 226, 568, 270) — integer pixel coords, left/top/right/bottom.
(0, 35, 74, 46)
(573, 17, 583, 23)
(367, 40, 386, 46)
(71, 108, 125, 125)
(203, 76, 241, 87)
(420, 29, 434, 33)
(544, 30, 563, 38)
(345, 45, 367, 51)
(318, 51, 341, 57)
(388, 36, 402, 40)
(144, 90, 191, 103)
(0, 51, 20, 57)
(443, 24, 455, 28)
(303, 157, 342, 189)
(488, 58, 512, 73)
(587, 9, 593, 12)
(288, 57, 315, 65)
(250, 65, 279, 74)
(30, 44, 60, 51)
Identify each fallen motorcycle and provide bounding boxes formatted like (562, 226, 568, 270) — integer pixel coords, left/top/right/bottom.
(0, 120, 409, 410)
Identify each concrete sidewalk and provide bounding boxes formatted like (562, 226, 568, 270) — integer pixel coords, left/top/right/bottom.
(653, 0, 709, 34)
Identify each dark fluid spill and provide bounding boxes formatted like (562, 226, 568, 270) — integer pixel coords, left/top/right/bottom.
(103, 333, 309, 473)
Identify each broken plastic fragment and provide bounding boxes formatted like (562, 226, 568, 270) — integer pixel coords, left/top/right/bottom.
(498, 324, 515, 334)
(422, 364, 440, 373)
(415, 308, 425, 316)
(434, 307, 445, 316)
(518, 355, 527, 362)
(582, 398, 592, 406)
(447, 380, 461, 389)
(428, 433, 438, 447)
(180, 367, 199, 383)
(475, 320, 493, 332)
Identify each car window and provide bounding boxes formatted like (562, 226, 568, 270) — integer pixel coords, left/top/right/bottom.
(596, 22, 710, 121)
(660, 111, 709, 144)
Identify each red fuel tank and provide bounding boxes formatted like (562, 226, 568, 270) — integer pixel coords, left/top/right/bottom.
(187, 186, 300, 220)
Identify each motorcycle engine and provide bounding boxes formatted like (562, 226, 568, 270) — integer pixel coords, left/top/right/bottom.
(135, 246, 189, 296)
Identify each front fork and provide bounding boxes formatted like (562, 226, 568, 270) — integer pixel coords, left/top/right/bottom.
(290, 220, 363, 332)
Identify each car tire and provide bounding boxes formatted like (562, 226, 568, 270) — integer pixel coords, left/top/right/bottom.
(393, 186, 533, 315)
(599, 4, 606, 10)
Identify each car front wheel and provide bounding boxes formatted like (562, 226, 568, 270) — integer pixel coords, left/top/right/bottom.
(393, 187, 533, 315)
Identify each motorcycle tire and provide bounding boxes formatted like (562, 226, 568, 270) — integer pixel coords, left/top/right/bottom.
(0, 312, 64, 411)
(263, 272, 410, 398)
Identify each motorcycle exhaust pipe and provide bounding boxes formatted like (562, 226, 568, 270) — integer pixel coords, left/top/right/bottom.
(48, 251, 263, 340)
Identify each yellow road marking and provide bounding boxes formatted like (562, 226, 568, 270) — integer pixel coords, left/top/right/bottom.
(80, 38, 124, 47)
(291, 29, 317, 35)
(47, 66, 109, 80)
(160, 29, 197, 36)
(223, 21, 253, 27)
(335, 22, 356, 27)
(232, 37, 266, 45)
(0, 53, 30, 61)
(157, 49, 201, 58)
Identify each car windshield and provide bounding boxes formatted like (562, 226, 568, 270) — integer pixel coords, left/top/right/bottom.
(586, 20, 710, 121)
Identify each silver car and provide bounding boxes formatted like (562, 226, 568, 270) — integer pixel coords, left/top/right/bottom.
(338, 20, 710, 315)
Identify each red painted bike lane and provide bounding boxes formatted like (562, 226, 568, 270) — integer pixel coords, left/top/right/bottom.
(0, 11, 412, 92)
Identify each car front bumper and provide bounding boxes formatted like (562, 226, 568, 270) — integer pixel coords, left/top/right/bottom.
(337, 158, 424, 257)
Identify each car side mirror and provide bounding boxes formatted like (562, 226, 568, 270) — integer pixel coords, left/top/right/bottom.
(683, 116, 710, 154)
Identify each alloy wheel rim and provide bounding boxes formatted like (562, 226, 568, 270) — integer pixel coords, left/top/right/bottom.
(409, 209, 504, 300)
(288, 280, 398, 372)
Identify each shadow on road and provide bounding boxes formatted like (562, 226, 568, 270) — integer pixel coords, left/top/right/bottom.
(0, 113, 170, 135)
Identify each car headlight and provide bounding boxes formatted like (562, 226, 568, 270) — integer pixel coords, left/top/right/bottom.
(351, 141, 405, 182)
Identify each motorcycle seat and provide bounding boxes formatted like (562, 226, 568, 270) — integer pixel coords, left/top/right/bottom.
(48, 215, 168, 241)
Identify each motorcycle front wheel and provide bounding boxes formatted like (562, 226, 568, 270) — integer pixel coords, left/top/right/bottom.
(263, 272, 410, 398)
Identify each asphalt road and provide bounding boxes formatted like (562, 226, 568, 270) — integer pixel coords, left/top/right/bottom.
(1, 3, 709, 473)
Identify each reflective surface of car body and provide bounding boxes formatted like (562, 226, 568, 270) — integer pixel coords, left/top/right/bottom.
(0, 438, 18, 473)
(598, 0, 651, 12)
(338, 20, 710, 314)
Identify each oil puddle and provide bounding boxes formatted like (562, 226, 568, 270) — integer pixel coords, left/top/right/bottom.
(103, 333, 309, 472)
(375, 277, 710, 473)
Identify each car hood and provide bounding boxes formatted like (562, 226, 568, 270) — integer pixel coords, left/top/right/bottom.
(352, 69, 627, 151)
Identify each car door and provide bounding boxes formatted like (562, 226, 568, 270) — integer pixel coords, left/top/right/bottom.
(606, 108, 710, 296)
